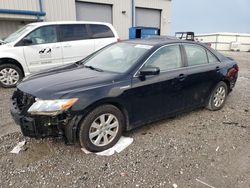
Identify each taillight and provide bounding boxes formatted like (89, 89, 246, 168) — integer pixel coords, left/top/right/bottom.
(227, 65, 239, 78)
(234, 64, 239, 71)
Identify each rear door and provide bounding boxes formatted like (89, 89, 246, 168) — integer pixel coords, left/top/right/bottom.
(182, 43, 222, 107)
(22, 25, 63, 72)
(59, 24, 94, 64)
(88, 24, 117, 51)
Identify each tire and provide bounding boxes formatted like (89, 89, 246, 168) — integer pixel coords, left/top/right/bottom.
(0, 64, 23, 88)
(79, 105, 125, 152)
(207, 81, 228, 111)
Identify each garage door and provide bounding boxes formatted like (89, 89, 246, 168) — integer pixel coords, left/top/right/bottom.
(136, 8, 161, 28)
(76, 2, 112, 23)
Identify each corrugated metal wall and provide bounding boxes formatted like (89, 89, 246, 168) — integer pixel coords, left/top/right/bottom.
(0, 0, 40, 38)
(43, 0, 76, 21)
(196, 34, 250, 51)
(0, 21, 29, 39)
(76, 0, 171, 39)
(0, 0, 39, 11)
(0, 0, 41, 20)
(0, 0, 171, 39)
(76, 0, 132, 39)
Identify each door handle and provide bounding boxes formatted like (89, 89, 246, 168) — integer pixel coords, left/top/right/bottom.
(216, 66, 220, 72)
(52, 46, 60, 49)
(178, 74, 186, 81)
(63, 44, 72, 48)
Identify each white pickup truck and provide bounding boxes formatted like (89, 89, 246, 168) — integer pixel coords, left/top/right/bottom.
(0, 21, 119, 87)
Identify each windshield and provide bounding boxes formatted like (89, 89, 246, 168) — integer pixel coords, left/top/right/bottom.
(3, 25, 36, 43)
(83, 43, 152, 73)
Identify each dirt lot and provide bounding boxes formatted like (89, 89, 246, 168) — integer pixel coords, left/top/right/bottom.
(0, 52, 250, 188)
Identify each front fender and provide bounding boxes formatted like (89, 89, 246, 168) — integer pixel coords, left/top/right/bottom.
(68, 79, 132, 113)
(63, 80, 132, 142)
(0, 51, 29, 75)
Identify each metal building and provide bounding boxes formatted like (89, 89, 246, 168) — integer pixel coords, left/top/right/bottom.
(0, 0, 171, 39)
(196, 33, 250, 52)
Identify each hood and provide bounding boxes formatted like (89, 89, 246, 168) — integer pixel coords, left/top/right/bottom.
(17, 64, 120, 99)
(0, 42, 14, 49)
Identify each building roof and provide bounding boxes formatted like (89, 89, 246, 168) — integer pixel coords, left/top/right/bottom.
(196, 32, 250, 37)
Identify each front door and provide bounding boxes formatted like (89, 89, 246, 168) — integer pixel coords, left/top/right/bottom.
(22, 25, 63, 73)
(130, 74, 163, 125)
(130, 44, 186, 124)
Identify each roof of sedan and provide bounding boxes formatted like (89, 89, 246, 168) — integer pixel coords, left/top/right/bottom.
(125, 36, 185, 46)
(124, 36, 205, 47)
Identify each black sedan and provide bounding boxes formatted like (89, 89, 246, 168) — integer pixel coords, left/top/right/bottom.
(10, 38, 239, 151)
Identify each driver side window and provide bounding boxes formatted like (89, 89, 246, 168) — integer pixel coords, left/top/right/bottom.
(144, 45, 182, 72)
(25, 26, 58, 45)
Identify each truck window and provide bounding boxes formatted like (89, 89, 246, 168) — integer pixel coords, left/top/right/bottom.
(89, 24, 114, 38)
(60, 24, 89, 42)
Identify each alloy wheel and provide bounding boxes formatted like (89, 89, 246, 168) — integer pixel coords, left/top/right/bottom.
(89, 113, 119, 147)
(0, 68, 20, 86)
(213, 86, 226, 107)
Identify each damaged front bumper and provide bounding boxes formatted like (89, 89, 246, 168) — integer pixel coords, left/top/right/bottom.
(10, 90, 82, 144)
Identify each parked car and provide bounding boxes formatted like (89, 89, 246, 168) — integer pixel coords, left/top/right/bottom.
(10, 38, 239, 152)
(0, 21, 119, 88)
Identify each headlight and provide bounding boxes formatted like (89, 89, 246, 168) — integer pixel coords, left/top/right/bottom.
(28, 98, 78, 116)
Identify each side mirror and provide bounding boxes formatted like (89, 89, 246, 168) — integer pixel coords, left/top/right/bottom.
(22, 38, 33, 46)
(139, 67, 160, 76)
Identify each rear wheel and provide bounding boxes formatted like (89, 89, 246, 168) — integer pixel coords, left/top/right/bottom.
(0, 64, 23, 88)
(207, 81, 228, 111)
(79, 105, 125, 152)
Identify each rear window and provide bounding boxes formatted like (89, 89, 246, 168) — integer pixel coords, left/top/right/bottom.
(60, 24, 89, 42)
(89, 24, 114, 38)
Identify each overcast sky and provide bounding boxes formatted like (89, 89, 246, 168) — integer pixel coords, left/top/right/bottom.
(171, 0, 250, 34)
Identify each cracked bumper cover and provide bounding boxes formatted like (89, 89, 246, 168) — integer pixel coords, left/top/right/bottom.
(10, 99, 81, 144)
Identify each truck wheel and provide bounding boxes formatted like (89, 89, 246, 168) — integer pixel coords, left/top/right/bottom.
(0, 64, 23, 88)
(79, 105, 125, 152)
(207, 81, 228, 111)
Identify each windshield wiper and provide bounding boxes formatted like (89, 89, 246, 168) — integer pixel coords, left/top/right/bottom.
(84, 65, 103, 72)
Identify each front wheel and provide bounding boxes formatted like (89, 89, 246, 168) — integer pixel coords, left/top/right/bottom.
(0, 64, 23, 88)
(79, 105, 125, 152)
(207, 81, 228, 111)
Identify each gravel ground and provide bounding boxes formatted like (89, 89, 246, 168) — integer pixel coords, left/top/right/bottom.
(0, 52, 250, 188)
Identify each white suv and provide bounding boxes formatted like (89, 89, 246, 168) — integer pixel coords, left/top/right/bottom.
(0, 21, 119, 88)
